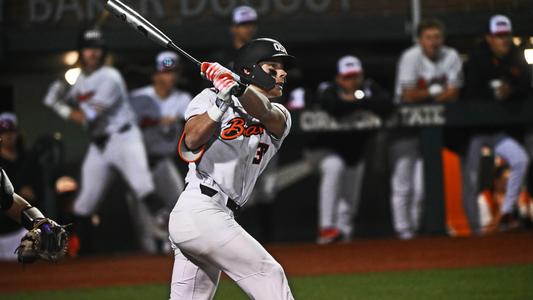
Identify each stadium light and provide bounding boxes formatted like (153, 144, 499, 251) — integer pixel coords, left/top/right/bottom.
(63, 51, 79, 65)
(512, 37, 522, 47)
(524, 49, 533, 65)
(65, 67, 81, 85)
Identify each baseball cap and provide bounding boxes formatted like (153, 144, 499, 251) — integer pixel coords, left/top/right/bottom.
(156, 51, 179, 72)
(489, 15, 512, 35)
(0, 112, 17, 132)
(337, 56, 363, 77)
(232, 6, 258, 25)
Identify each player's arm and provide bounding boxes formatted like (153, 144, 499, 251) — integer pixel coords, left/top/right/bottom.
(434, 87, 459, 102)
(435, 50, 463, 103)
(183, 114, 219, 150)
(396, 51, 432, 103)
(238, 86, 286, 138)
(76, 76, 124, 124)
(0, 168, 45, 229)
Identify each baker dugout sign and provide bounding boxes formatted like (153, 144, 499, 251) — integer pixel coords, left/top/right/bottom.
(14, 0, 356, 24)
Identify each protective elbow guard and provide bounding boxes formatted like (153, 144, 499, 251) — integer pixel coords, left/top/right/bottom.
(0, 168, 15, 211)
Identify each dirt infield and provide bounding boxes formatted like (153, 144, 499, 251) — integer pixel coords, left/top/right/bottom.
(1, 231, 532, 293)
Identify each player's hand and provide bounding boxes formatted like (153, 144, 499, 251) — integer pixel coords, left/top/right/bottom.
(201, 62, 239, 100)
(16, 218, 69, 264)
(69, 109, 86, 124)
(495, 82, 512, 100)
(160, 116, 177, 126)
(201, 62, 234, 82)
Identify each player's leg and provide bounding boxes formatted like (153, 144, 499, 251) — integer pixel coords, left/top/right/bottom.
(125, 193, 158, 253)
(169, 187, 293, 300)
(317, 152, 346, 243)
(72, 144, 113, 254)
(494, 137, 529, 216)
(152, 158, 183, 208)
(169, 247, 220, 300)
(207, 230, 294, 300)
(462, 134, 488, 234)
(410, 158, 424, 232)
(108, 127, 155, 199)
(389, 137, 419, 239)
(336, 159, 365, 240)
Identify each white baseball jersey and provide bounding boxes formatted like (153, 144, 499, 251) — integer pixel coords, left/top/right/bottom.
(129, 86, 191, 157)
(184, 88, 291, 207)
(394, 44, 463, 103)
(66, 66, 136, 137)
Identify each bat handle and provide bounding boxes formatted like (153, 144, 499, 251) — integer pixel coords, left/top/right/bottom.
(167, 42, 201, 66)
(231, 82, 247, 97)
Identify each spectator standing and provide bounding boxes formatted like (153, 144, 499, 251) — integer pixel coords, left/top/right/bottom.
(392, 19, 463, 239)
(463, 15, 530, 232)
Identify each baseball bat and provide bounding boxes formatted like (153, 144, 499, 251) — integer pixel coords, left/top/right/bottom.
(105, 0, 201, 66)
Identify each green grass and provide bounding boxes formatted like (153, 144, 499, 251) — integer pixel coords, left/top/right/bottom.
(3, 265, 532, 300)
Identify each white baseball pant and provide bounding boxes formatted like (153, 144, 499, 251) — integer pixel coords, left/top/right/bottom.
(168, 183, 294, 300)
(73, 126, 155, 216)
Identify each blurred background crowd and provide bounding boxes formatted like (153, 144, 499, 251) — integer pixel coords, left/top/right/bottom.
(1, 0, 533, 259)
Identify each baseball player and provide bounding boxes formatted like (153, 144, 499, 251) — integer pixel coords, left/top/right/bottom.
(392, 19, 463, 239)
(0, 167, 67, 263)
(43, 28, 164, 254)
(169, 38, 294, 299)
(463, 15, 530, 232)
(0, 113, 35, 260)
(210, 5, 258, 70)
(128, 51, 191, 253)
(315, 55, 391, 244)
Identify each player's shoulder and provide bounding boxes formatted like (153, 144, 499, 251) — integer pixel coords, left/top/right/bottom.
(170, 88, 193, 102)
(130, 85, 154, 98)
(441, 46, 460, 59)
(96, 66, 124, 82)
(192, 88, 217, 102)
(272, 102, 291, 121)
(400, 45, 422, 61)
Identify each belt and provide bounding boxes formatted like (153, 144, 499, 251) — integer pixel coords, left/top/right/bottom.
(92, 124, 132, 150)
(198, 184, 241, 214)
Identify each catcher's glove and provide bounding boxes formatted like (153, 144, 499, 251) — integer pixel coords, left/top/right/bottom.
(16, 218, 69, 263)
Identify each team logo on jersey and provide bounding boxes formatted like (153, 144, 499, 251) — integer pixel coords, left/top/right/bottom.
(220, 117, 265, 140)
(76, 91, 95, 102)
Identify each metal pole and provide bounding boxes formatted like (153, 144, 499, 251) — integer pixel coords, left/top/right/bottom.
(411, 0, 421, 42)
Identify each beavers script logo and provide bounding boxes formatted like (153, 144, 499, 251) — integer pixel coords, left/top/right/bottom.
(220, 117, 265, 140)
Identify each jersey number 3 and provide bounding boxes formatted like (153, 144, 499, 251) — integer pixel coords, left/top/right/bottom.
(253, 143, 269, 164)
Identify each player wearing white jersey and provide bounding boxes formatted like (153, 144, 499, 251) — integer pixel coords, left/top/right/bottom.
(168, 38, 294, 300)
(128, 51, 191, 253)
(43, 28, 164, 254)
(391, 20, 463, 239)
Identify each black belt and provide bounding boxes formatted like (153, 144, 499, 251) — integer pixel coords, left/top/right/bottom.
(199, 184, 241, 213)
(92, 124, 132, 150)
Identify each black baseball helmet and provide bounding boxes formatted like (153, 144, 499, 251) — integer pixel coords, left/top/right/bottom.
(78, 28, 106, 49)
(77, 28, 108, 66)
(234, 38, 295, 90)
